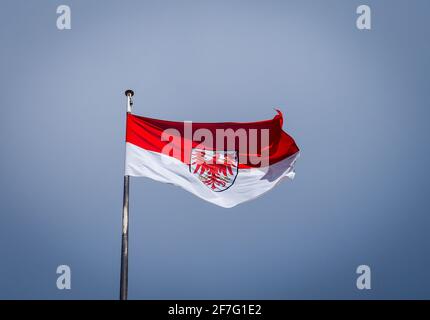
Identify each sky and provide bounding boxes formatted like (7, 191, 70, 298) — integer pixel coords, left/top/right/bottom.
(0, 0, 429, 299)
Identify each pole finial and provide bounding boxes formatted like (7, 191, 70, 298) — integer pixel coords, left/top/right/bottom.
(125, 89, 134, 97)
(125, 89, 134, 113)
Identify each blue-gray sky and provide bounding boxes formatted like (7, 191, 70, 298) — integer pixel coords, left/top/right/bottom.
(0, 0, 429, 299)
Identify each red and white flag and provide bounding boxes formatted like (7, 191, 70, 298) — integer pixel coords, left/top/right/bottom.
(125, 111, 300, 208)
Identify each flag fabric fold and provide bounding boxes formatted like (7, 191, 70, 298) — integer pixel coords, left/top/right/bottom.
(125, 111, 300, 208)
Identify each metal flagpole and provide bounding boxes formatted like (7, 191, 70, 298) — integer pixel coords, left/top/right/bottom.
(120, 89, 134, 300)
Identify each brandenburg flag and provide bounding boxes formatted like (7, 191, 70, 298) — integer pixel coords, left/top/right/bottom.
(125, 111, 300, 208)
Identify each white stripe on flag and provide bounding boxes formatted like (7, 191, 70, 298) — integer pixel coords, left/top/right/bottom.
(125, 142, 299, 208)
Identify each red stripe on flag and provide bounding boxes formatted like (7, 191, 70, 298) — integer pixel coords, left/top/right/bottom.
(126, 111, 299, 168)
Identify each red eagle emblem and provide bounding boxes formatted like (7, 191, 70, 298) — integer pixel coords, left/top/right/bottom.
(190, 148, 238, 192)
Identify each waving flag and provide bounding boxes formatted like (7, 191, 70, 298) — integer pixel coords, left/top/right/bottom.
(125, 111, 300, 208)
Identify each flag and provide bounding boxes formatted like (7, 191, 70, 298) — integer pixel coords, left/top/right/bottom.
(125, 110, 300, 208)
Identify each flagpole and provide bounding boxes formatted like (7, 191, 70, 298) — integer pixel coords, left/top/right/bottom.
(120, 89, 134, 300)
